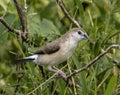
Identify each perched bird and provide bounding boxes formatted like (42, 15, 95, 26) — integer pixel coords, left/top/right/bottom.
(14, 28, 88, 79)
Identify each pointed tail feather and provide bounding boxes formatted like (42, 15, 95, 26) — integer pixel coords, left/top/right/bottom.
(14, 55, 38, 64)
(14, 58, 35, 64)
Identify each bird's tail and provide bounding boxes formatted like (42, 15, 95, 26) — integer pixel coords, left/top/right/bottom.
(14, 55, 38, 64)
(14, 58, 34, 64)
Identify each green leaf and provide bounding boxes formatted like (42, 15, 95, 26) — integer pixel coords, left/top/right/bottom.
(105, 75, 117, 95)
(28, 14, 60, 42)
(0, 0, 10, 11)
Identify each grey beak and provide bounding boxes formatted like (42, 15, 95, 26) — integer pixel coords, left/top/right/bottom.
(84, 33, 89, 39)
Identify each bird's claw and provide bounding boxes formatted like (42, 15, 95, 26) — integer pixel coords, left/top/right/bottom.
(55, 70, 67, 80)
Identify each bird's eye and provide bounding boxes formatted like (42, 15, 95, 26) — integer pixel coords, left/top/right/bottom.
(78, 31, 81, 35)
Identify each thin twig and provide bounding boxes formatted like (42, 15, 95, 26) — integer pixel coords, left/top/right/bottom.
(101, 48, 120, 68)
(67, 44, 120, 79)
(0, 17, 28, 41)
(13, 0, 28, 40)
(13, 0, 26, 32)
(56, 0, 80, 28)
(0, 17, 20, 34)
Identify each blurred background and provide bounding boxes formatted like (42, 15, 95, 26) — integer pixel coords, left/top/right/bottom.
(0, 0, 120, 95)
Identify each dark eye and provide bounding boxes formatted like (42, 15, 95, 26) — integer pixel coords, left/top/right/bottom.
(78, 31, 81, 35)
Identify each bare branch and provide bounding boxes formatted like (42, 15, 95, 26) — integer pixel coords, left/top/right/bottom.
(101, 48, 120, 68)
(13, 0, 28, 38)
(0, 17, 28, 41)
(13, 0, 24, 31)
(0, 17, 20, 34)
(67, 44, 120, 79)
(56, 0, 80, 28)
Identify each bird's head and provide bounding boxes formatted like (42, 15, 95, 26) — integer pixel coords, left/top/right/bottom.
(69, 28, 88, 42)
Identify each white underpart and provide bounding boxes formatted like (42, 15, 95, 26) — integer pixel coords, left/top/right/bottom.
(61, 35, 78, 58)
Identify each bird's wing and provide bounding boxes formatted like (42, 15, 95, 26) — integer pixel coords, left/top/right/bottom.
(34, 39, 61, 54)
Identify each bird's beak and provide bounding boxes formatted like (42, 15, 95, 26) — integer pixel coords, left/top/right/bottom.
(84, 33, 89, 39)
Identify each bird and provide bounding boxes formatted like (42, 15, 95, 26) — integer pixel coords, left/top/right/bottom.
(14, 27, 88, 79)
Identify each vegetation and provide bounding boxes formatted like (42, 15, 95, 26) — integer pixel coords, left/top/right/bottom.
(0, 0, 120, 95)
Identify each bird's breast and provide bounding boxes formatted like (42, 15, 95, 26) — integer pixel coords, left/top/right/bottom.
(61, 40, 77, 58)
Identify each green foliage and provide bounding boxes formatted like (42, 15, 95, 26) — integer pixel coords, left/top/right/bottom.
(0, 0, 120, 95)
(105, 75, 117, 95)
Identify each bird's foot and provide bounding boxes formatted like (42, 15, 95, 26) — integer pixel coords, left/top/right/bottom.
(55, 70, 67, 80)
(47, 66, 67, 80)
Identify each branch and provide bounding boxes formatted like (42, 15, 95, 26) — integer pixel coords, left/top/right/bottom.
(56, 0, 80, 28)
(13, 0, 28, 39)
(101, 48, 120, 68)
(0, 17, 28, 41)
(67, 44, 120, 79)
(0, 17, 20, 34)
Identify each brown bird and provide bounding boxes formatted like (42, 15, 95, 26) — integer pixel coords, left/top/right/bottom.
(14, 28, 88, 79)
